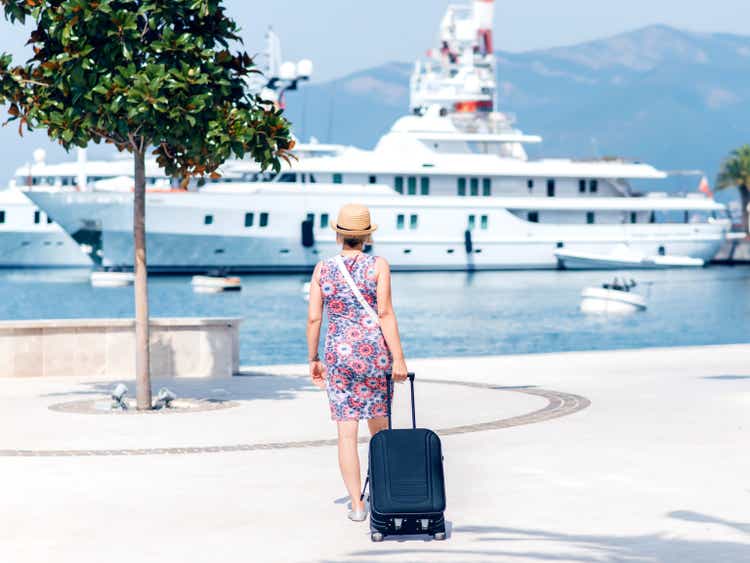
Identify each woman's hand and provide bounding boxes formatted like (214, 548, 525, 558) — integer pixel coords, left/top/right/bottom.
(310, 360, 327, 389)
(391, 357, 408, 383)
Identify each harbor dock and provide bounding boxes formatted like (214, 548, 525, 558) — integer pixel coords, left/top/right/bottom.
(1, 343, 748, 562)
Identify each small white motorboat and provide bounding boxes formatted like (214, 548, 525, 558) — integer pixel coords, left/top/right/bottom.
(556, 244, 704, 270)
(580, 278, 647, 314)
(191, 273, 242, 293)
(90, 270, 134, 287)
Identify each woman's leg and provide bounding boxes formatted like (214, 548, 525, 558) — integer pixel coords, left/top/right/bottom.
(337, 420, 365, 512)
(367, 416, 388, 437)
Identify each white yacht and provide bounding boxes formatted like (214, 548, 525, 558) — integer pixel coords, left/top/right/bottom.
(0, 149, 184, 268)
(24, 0, 730, 272)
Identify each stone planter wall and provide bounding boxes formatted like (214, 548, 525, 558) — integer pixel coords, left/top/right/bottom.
(0, 317, 241, 378)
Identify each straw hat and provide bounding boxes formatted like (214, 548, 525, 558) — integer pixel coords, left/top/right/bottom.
(331, 203, 378, 236)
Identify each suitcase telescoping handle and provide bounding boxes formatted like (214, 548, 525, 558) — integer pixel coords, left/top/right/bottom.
(385, 371, 416, 430)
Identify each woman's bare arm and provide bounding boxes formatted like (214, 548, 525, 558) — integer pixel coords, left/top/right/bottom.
(375, 257, 408, 381)
(306, 262, 326, 388)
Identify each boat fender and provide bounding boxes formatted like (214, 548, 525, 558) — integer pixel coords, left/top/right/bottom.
(301, 219, 315, 248)
(464, 229, 473, 254)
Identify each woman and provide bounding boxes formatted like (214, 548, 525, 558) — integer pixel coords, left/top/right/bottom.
(306, 203, 409, 522)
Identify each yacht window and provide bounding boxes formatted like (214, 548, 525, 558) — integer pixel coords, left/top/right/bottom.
(308, 174, 316, 183)
(480, 215, 488, 230)
(409, 214, 418, 229)
(320, 213, 329, 228)
(332, 173, 342, 184)
(527, 211, 539, 223)
(34, 210, 41, 224)
(260, 212, 269, 227)
(547, 179, 555, 197)
(579, 179, 586, 193)
(0, 210, 5, 223)
(527, 179, 534, 190)
(689, 211, 710, 223)
(470, 178, 479, 196)
(47, 215, 53, 224)
(244, 212, 254, 227)
(482, 178, 491, 196)
(278, 172, 296, 183)
(407, 176, 417, 195)
(468, 214, 476, 230)
(395, 176, 404, 194)
(396, 214, 405, 230)
(369, 175, 377, 184)
(586, 212, 595, 224)
(630, 212, 637, 224)
(590, 180, 598, 193)
(204, 214, 213, 225)
(306, 213, 315, 223)
(420, 177, 429, 195)
(300, 174, 306, 183)
(658, 246, 666, 256)
(457, 178, 466, 196)
(556, 242, 564, 248)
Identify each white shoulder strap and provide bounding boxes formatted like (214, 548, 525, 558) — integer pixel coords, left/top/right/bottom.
(334, 255, 380, 326)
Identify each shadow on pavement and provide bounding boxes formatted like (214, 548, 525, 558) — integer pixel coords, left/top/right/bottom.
(38, 374, 318, 403)
(669, 510, 750, 535)
(334, 514, 750, 561)
(702, 375, 750, 381)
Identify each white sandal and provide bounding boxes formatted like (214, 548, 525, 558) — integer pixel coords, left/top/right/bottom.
(348, 506, 368, 522)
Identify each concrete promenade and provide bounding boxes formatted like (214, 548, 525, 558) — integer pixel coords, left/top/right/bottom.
(1, 344, 749, 562)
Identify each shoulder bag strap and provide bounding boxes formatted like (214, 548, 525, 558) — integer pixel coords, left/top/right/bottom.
(334, 255, 380, 326)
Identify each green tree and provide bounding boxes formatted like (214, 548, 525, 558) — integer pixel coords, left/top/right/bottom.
(717, 145, 750, 234)
(1, 0, 292, 409)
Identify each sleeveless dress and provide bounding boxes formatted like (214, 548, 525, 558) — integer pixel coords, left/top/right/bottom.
(318, 253, 392, 421)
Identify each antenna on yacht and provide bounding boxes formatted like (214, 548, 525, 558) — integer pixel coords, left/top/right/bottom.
(260, 27, 313, 110)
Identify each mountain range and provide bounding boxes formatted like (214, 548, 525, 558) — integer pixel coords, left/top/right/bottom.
(2, 25, 749, 202)
(281, 24, 750, 199)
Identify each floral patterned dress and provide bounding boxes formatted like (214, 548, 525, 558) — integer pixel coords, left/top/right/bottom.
(318, 253, 391, 421)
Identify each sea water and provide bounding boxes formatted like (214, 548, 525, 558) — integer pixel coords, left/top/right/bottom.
(1, 267, 748, 365)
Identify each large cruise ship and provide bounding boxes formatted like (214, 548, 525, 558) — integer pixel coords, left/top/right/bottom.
(24, 0, 730, 272)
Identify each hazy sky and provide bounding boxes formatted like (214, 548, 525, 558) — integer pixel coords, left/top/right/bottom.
(0, 0, 749, 179)
(2, 0, 750, 80)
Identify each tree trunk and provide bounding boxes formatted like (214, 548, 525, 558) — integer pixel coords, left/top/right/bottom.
(740, 184, 750, 236)
(134, 148, 152, 410)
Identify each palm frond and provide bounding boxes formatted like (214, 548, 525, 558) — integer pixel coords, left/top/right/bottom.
(716, 144, 750, 190)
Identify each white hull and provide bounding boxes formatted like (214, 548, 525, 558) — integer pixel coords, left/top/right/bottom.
(90, 271, 134, 287)
(580, 287, 647, 314)
(191, 275, 242, 292)
(26, 189, 728, 273)
(557, 252, 704, 270)
(0, 189, 91, 267)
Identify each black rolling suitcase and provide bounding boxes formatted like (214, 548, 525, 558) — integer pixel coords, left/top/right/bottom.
(363, 372, 447, 542)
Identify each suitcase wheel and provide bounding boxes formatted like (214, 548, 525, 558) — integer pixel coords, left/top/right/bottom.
(433, 532, 446, 541)
(371, 532, 384, 542)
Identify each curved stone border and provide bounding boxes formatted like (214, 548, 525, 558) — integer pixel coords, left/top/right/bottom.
(48, 398, 239, 415)
(0, 379, 589, 457)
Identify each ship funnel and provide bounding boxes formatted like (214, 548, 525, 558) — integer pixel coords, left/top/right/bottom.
(474, 0, 494, 55)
